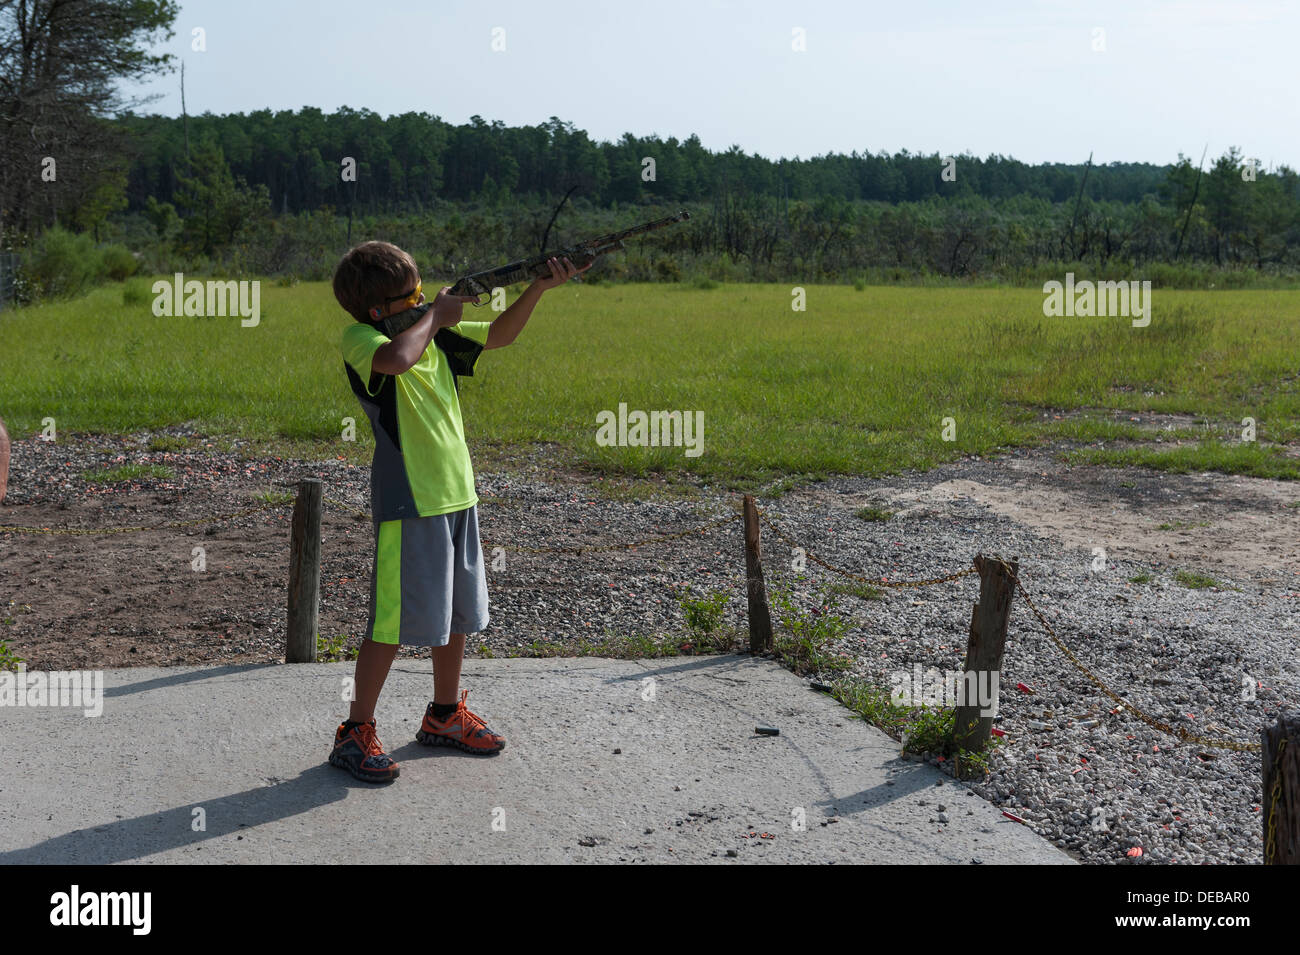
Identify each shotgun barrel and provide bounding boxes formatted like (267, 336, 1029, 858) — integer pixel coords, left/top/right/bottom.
(378, 210, 691, 339)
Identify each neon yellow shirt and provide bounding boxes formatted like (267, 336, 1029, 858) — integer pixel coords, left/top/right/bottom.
(341, 319, 492, 520)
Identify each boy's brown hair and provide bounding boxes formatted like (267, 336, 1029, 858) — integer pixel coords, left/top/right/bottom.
(333, 241, 419, 323)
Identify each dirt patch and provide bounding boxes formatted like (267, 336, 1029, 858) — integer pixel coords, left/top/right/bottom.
(1030, 406, 1216, 431)
(0, 432, 724, 670)
(0, 432, 378, 670)
(3, 433, 1297, 671)
(805, 451, 1300, 586)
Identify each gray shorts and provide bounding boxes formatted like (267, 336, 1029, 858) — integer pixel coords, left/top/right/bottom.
(366, 505, 489, 647)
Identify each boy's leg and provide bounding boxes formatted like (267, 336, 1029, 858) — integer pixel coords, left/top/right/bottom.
(415, 506, 504, 753)
(330, 636, 401, 783)
(328, 518, 405, 782)
(349, 638, 401, 723)
(431, 632, 466, 705)
(419, 631, 504, 752)
(432, 505, 485, 706)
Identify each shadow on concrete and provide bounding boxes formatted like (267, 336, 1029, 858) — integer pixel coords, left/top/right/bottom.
(605, 654, 756, 683)
(818, 758, 943, 814)
(104, 664, 282, 699)
(385, 740, 503, 761)
(0, 764, 356, 864)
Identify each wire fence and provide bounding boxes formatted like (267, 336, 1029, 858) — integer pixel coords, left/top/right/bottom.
(0, 483, 1269, 753)
(3, 478, 1288, 861)
(751, 505, 1259, 753)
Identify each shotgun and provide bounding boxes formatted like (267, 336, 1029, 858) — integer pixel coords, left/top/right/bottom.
(377, 210, 691, 339)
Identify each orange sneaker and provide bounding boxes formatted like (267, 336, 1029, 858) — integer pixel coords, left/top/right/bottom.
(329, 719, 400, 783)
(416, 690, 506, 754)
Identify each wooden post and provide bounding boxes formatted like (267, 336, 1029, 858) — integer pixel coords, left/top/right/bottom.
(743, 494, 773, 654)
(1263, 714, 1299, 864)
(950, 554, 1018, 766)
(0, 415, 9, 504)
(286, 478, 322, 663)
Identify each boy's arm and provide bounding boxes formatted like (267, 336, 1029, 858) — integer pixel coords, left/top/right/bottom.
(371, 307, 436, 375)
(372, 287, 477, 375)
(485, 256, 589, 350)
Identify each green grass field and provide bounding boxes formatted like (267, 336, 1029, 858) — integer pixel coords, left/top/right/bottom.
(2, 279, 1298, 483)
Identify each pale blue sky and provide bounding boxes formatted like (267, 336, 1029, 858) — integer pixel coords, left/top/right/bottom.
(121, 0, 1298, 169)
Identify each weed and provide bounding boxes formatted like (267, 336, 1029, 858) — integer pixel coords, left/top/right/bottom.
(80, 463, 174, 483)
(825, 581, 885, 601)
(147, 435, 189, 452)
(317, 633, 359, 662)
(1173, 569, 1228, 590)
(768, 580, 852, 676)
(0, 639, 23, 671)
(676, 585, 729, 637)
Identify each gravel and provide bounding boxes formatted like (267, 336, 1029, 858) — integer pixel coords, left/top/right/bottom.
(2, 429, 1296, 864)
(739, 458, 1299, 866)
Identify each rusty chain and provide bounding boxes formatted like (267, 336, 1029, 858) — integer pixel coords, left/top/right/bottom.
(0, 486, 1278, 755)
(988, 557, 1261, 754)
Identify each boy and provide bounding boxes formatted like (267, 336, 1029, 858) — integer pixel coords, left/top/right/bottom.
(329, 240, 588, 782)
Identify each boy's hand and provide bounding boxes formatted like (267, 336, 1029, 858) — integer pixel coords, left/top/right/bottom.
(430, 286, 481, 329)
(531, 256, 592, 292)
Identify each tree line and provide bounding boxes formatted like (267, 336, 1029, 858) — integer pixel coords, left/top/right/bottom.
(111, 112, 1300, 281)
(2, 1, 1298, 296)
(112, 107, 1182, 215)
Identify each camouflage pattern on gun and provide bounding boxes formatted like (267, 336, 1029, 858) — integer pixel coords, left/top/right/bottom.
(378, 210, 691, 339)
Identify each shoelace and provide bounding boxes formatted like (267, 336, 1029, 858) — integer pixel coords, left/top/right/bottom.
(454, 690, 492, 738)
(354, 721, 387, 757)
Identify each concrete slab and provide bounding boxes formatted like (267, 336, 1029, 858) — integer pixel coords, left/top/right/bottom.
(0, 656, 1074, 864)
